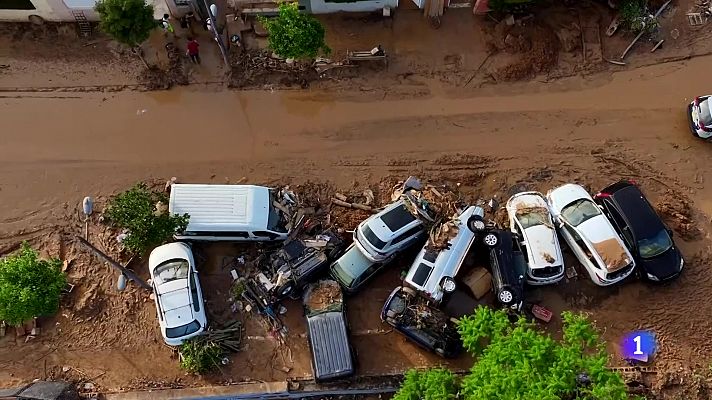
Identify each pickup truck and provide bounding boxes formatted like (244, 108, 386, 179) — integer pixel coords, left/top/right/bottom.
(303, 279, 355, 382)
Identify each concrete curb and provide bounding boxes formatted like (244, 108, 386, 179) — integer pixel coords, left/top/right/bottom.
(103, 381, 288, 400)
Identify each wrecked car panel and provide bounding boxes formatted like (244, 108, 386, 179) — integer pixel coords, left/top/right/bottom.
(381, 286, 462, 358)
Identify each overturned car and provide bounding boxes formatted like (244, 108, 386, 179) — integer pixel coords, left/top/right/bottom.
(254, 230, 346, 301)
(381, 286, 462, 358)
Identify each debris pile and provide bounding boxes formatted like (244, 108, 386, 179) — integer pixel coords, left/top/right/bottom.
(304, 279, 343, 315)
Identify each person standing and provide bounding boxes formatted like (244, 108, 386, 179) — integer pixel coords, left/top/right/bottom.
(160, 14, 179, 39)
(186, 37, 200, 64)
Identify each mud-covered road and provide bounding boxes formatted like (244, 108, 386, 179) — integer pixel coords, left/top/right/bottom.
(2, 55, 712, 394)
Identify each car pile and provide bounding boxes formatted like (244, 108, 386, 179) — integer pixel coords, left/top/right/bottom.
(145, 177, 685, 378)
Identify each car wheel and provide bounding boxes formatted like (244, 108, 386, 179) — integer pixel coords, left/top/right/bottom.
(498, 289, 514, 305)
(483, 232, 499, 247)
(441, 277, 456, 293)
(467, 215, 486, 233)
(435, 347, 446, 357)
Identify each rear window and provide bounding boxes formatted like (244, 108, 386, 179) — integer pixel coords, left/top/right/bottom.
(154, 259, 189, 285)
(411, 263, 433, 286)
(423, 250, 438, 263)
(363, 225, 387, 250)
(165, 319, 201, 338)
(701, 98, 712, 125)
(381, 205, 417, 232)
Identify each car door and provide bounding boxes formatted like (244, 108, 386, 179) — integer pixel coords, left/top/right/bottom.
(354, 262, 385, 291)
(559, 222, 591, 271)
(390, 225, 423, 253)
(602, 200, 635, 251)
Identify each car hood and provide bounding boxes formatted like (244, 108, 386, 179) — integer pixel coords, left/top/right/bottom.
(578, 215, 633, 271)
(639, 247, 682, 280)
(149, 242, 192, 270)
(524, 224, 562, 267)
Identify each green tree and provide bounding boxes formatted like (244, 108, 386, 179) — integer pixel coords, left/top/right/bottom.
(0, 243, 66, 326)
(95, 0, 156, 48)
(258, 2, 330, 59)
(392, 307, 631, 400)
(393, 368, 458, 400)
(104, 183, 189, 255)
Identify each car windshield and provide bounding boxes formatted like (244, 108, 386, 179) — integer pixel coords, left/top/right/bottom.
(331, 247, 374, 287)
(560, 199, 601, 227)
(362, 225, 387, 250)
(154, 259, 189, 285)
(638, 230, 673, 259)
(165, 319, 201, 338)
(517, 207, 549, 229)
(267, 191, 287, 232)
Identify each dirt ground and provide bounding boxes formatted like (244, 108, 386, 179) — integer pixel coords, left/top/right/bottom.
(1, 52, 712, 398)
(2, 3, 712, 398)
(2, 0, 712, 96)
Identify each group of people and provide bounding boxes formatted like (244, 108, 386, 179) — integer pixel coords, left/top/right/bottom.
(159, 12, 203, 65)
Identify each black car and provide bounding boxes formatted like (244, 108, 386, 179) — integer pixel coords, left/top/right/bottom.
(381, 286, 462, 358)
(593, 180, 684, 282)
(482, 229, 526, 308)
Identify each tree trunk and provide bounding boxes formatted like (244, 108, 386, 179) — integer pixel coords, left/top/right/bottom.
(132, 46, 150, 69)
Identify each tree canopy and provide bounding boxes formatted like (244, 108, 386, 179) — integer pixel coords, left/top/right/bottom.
(0, 243, 66, 326)
(258, 2, 330, 59)
(393, 307, 631, 400)
(95, 0, 156, 48)
(104, 183, 189, 255)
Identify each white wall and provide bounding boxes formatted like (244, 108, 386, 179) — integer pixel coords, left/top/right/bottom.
(308, 0, 398, 13)
(0, 0, 166, 22)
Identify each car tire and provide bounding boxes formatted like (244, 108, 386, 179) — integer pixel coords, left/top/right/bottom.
(435, 347, 446, 357)
(483, 232, 499, 247)
(441, 277, 456, 293)
(497, 288, 515, 305)
(467, 215, 486, 233)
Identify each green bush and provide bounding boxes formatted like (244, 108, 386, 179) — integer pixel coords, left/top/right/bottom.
(393, 368, 457, 400)
(620, 0, 658, 34)
(0, 243, 66, 326)
(393, 307, 631, 400)
(179, 339, 223, 374)
(105, 183, 189, 255)
(96, 0, 156, 48)
(258, 2, 330, 59)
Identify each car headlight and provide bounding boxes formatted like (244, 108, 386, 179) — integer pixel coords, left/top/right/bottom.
(646, 273, 660, 282)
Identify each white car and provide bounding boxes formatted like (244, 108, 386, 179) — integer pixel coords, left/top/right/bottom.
(404, 205, 486, 302)
(149, 242, 207, 346)
(547, 184, 636, 286)
(353, 200, 425, 262)
(506, 192, 564, 285)
(688, 95, 712, 139)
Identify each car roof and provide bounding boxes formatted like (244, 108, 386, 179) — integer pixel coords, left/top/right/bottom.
(364, 200, 421, 241)
(157, 279, 195, 328)
(609, 184, 665, 237)
(334, 244, 376, 277)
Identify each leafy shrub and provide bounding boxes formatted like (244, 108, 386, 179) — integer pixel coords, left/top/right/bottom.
(104, 183, 189, 255)
(95, 0, 156, 48)
(620, 0, 658, 34)
(258, 2, 330, 59)
(393, 368, 457, 400)
(179, 339, 223, 374)
(458, 307, 628, 400)
(0, 243, 66, 325)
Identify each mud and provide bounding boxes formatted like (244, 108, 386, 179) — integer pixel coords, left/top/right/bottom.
(3, 50, 712, 397)
(592, 238, 630, 272)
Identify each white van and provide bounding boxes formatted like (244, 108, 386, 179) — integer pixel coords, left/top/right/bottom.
(403, 205, 486, 303)
(169, 184, 289, 242)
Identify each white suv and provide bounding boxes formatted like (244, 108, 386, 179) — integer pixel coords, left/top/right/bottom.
(149, 242, 207, 346)
(353, 200, 425, 262)
(404, 205, 486, 303)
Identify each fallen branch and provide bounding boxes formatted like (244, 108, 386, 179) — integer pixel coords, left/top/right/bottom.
(74, 236, 151, 291)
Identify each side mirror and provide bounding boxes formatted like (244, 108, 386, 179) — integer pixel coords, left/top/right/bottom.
(558, 221, 565, 229)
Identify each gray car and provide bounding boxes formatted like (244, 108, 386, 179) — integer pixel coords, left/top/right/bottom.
(330, 243, 388, 293)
